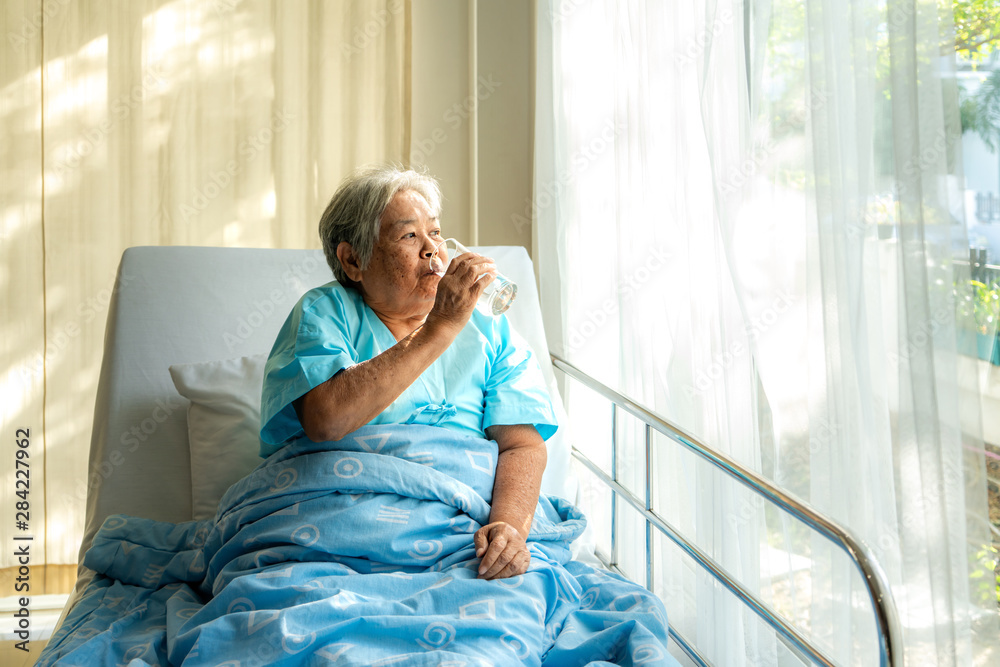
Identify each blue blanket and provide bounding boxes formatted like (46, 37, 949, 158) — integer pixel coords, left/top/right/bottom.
(39, 425, 677, 666)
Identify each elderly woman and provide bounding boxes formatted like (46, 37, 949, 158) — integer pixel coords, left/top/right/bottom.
(259, 165, 558, 581)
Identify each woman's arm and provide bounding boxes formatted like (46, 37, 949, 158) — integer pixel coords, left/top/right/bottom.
(475, 423, 547, 579)
(295, 320, 454, 442)
(295, 253, 493, 443)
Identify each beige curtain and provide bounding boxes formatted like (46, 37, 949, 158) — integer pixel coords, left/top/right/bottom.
(1, 0, 410, 583)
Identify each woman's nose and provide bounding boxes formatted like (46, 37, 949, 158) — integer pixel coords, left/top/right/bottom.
(424, 238, 444, 259)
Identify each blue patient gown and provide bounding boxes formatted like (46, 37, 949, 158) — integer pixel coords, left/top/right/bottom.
(260, 280, 558, 454)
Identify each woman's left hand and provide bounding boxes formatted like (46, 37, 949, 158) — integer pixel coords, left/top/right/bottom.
(474, 521, 530, 579)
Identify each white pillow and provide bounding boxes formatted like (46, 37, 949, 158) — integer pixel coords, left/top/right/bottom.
(169, 354, 268, 520)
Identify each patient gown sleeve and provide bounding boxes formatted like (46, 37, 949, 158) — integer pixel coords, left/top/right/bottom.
(482, 314, 559, 441)
(258, 285, 361, 455)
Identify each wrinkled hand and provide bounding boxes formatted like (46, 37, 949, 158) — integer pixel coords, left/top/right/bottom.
(425, 253, 496, 334)
(474, 522, 530, 580)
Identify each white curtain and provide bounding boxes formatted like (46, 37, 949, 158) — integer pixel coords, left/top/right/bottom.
(536, 0, 1000, 664)
(1, 0, 409, 579)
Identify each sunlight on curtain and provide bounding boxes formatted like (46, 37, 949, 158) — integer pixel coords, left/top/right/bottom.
(537, 0, 1000, 664)
(537, 0, 781, 664)
(748, 0, 999, 664)
(0, 0, 409, 580)
(1, 0, 50, 597)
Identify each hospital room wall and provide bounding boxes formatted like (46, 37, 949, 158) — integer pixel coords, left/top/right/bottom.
(409, 0, 535, 257)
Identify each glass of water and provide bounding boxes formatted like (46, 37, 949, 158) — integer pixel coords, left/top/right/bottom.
(430, 238, 518, 316)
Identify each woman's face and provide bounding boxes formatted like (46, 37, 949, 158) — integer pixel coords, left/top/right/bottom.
(355, 189, 444, 320)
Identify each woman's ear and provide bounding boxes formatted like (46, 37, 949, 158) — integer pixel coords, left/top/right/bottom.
(336, 242, 364, 283)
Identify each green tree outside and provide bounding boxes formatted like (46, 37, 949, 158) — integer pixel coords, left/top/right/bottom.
(954, 0, 1000, 149)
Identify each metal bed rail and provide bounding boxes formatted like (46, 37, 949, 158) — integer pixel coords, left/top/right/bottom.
(551, 354, 902, 667)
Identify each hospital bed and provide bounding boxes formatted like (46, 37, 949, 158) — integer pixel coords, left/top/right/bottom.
(52, 246, 901, 665)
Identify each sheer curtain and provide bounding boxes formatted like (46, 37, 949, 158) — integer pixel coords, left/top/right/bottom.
(536, 0, 999, 664)
(749, 0, 999, 664)
(537, 0, 779, 663)
(1, 0, 408, 581)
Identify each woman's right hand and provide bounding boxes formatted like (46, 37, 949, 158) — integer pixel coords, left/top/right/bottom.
(425, 253, 496, 334)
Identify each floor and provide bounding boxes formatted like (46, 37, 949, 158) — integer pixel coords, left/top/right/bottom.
(0, 640, 47, 666)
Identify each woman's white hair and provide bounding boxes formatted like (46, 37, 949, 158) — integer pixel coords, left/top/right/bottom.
(319, 164, 442, 285)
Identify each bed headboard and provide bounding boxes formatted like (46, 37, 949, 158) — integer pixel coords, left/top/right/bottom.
(80, 245, 572, 565)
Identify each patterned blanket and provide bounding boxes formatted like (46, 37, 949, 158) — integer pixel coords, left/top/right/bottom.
(38, 424, 677, 666)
